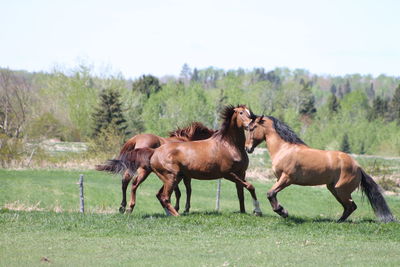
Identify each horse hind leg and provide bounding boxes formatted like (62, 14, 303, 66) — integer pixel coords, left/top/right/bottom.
(120, 171, 133, 214)
(174, 185, 182, 212)
(327, 183, 357, 222)
(126, 167, 151, 213)
(183, 177, 192, 214)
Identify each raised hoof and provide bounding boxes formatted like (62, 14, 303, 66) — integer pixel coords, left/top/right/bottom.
(274, 206, 288, 218)
(279, 209, 289, 218)
(119, 206, 126, 214)
(125, 207, 134, 214)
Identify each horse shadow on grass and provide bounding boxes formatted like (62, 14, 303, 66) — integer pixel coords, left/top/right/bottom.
(140, 210, 224, 219)
(138, 210, 379, 224)
(280, 215, 377, 225)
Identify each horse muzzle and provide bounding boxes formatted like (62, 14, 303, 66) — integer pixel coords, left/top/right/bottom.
(245, 146, 254, 154)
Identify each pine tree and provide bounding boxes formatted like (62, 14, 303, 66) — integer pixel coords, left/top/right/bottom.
(92, 88, 128, 137)
(389, 83, 400, 123)
(327, 93, 340, 113)
(359, 141, 366, 155)
(369, 96, 389, 120)
(366, 83, 375, 99)
(330, 84, 337, 95)
(340, 133, 351, 153)
(180, 63, 192, 83)
(132, 75, 161, 98)
(337, 85, 344, 99)
(344, 80, 351, 95)
(299, 82, 317, 116)
(191, 68, 199, 82)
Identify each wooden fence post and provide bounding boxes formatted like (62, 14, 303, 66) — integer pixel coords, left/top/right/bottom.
(79, 174, 84, 213)
(215, 179, 221, 211)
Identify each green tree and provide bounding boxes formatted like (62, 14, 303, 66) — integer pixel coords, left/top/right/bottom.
(191, 68, 199, 82)
(340, 133, 351, 153)
(92, 88, 128, 138)
(330, 84, 337, 95)
(369, 96, 389, 120)
(389, 84, 400, 123)
(142, 82, 213, 135)
(180, 63, 192, 83)
(366, 83, 375, 99)
(132, 75, 162, 98)
(298, 82, 317, 116)
(344, 80, 352, 95)
(327, 93, 340, 114)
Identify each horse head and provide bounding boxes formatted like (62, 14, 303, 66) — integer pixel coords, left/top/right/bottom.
(245, 115, 265, 153)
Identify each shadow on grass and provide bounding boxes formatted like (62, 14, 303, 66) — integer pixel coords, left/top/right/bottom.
(140, 210, 256, 219)
(280, 215, 378, 225)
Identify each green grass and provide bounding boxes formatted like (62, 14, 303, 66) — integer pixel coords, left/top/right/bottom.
(1, 169, 400, 266)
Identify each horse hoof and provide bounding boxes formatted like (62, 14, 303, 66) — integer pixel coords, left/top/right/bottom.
(126, 208, 133, 214)
(119, 207, 125, 214)
(280, 209, 289, 218)
(253, 210, 263, 217)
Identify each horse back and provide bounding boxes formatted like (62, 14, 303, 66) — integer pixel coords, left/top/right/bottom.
(273, 147, 359, 186)
(150, 139, 247, 178)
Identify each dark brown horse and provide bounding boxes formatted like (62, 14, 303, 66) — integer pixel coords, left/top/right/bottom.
(96, 122, 215, 213)
(120, 105, 262, 216)
(245, 115, 395, 222)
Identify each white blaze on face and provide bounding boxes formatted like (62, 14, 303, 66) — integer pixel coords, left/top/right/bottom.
(245, 108, 251, 116)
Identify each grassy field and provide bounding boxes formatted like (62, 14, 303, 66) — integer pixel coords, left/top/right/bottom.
(1, 169, 400, 266)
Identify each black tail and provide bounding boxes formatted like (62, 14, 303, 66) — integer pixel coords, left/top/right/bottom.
(360, 169, 395, 222)
(95, 148, 154, 175)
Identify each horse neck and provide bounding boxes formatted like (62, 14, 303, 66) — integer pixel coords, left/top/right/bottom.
(225, 121, 246, 149)
(262, 126, 289, 160)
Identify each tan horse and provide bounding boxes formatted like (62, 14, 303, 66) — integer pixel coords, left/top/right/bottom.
(245, 115, 394, 222)
(96, 122, 215, 213)
(100, 105, 262, 216)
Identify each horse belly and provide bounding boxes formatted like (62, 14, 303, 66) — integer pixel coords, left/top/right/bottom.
(180, 161, 224, 180)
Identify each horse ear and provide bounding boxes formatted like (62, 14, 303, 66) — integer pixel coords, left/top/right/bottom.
(258, 115, 265, 124)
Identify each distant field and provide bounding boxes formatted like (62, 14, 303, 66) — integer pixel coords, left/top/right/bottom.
(1, 169, 400, 266)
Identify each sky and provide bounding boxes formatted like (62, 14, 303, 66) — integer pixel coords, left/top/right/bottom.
(1, 0, 399, 78)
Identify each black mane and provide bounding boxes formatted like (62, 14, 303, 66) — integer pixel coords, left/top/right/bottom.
(215, 105, 254, 138)
(215, 105, 236, 137)
(266, 116, 306, 145)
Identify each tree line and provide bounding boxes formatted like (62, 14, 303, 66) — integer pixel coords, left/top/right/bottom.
(1, 64, 400, 160)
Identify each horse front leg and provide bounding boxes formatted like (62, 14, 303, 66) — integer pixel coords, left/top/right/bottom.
(235, 183, 245, 213)
(225, 172, 262, 216)
(155, 173, 182, 216)
(120, 171, 133, 214)
(267, 173, 291, 218)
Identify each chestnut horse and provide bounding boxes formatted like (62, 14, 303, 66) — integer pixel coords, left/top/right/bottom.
(101, 105, 262, 216)
(96, 122, 215, 213)
(245, 115, 395, 222)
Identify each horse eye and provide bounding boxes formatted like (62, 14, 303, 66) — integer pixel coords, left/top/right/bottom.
(239, 111, 243, 115)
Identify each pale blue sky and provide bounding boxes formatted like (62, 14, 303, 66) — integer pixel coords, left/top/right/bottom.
(1, 0, 399, 78)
